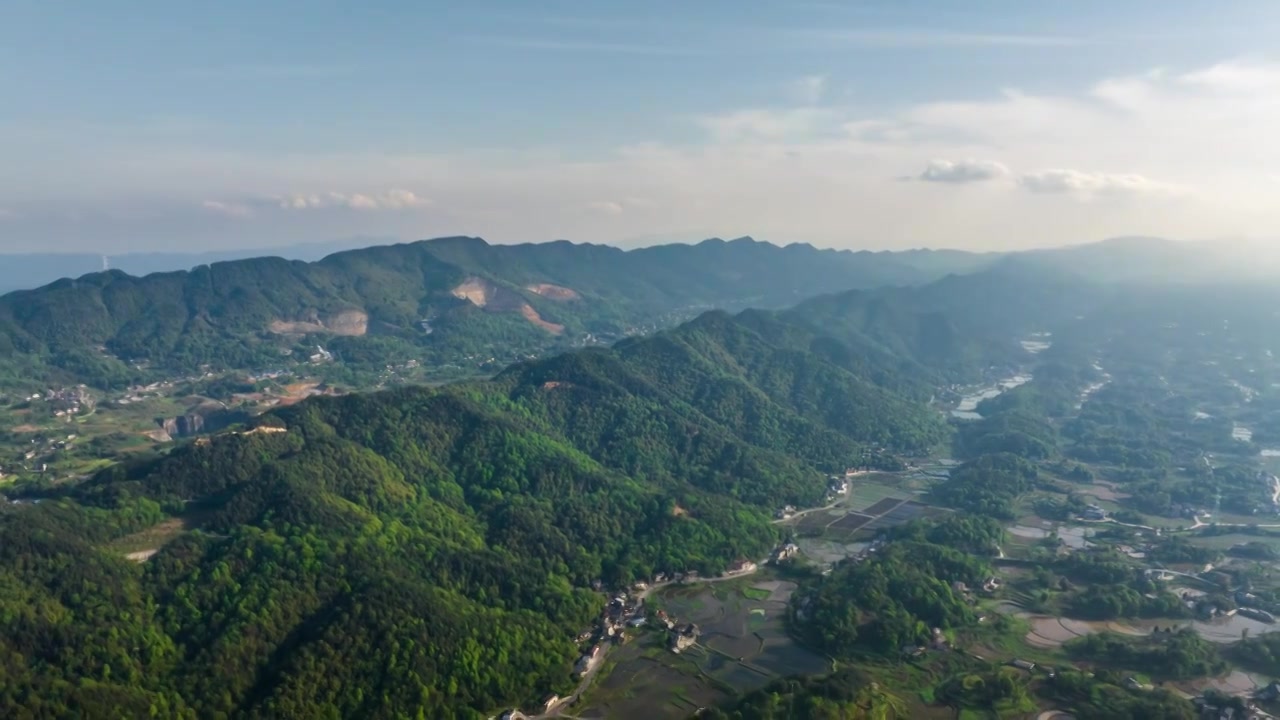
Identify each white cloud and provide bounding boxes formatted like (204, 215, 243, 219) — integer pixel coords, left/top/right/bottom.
(918, 159, 1010, 183)
(1180, 60, 1280, 92)
(201, 200, 253, 217)
(199, 189, 431, 219)
(586, 197, 656, 214)
(1019, 169, 1183, 196)
(695, 108, 833, 142)
(586, 200, 624, 214)
(792, 75, 827, 105)
(13, 58, 1280, 252)
(0, 208, 14, 220)
(275, 189, 431, 211)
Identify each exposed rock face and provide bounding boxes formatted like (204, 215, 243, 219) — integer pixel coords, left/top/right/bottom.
(525, 283, 581, 301)
(520, 304, 565, 335)
(158, 414, 205, 438)
(268, 309, 368, 336)
(156, 409, 249, 438)
(452, 277, 565, 335)
(450, 277, 524, 311)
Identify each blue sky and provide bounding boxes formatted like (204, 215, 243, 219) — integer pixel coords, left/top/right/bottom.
(2, 0, 1279, 252)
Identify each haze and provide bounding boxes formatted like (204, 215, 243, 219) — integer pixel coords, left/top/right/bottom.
(3, 0, 1280, 253)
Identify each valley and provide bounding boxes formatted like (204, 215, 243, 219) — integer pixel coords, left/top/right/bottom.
(6, 237, 1280, 718)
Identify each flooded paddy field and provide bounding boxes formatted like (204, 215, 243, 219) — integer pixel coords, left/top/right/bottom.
(578, 578, 829, 719)
(574, 643, 725, 720)
(787, 478, 948, 564)
(998, 596, 1276, 652)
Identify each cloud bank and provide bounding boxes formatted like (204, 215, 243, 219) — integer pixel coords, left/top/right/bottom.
(918, 159, 1010, 183)
(202, 190, 430, 218)
(1019, 170, 1181, 196)
(275, 190, 431, 211)
(5, 59, 1279, 252)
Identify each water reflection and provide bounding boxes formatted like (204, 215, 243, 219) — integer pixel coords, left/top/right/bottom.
(951, 374, 1032, 420)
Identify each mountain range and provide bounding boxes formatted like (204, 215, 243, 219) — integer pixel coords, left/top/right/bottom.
(0, 236, 997, 389)
(0, 238, 391, 296)
(4, 232, 1277, 718)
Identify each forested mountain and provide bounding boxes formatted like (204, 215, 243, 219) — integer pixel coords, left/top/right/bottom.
(0, 235, 972, 388)
(0, 238, 384, 296)
(0, 303, 948, 718)
(2, 233, 1257, 391)
(776, 261, 1102, 384)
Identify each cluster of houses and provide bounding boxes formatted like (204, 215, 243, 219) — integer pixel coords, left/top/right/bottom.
(825, 476, 851, 504)
(1173, 504, 1211, 520)
(22, 386, 94, 416)
(6, 432, 81, 478)
(774, 470, 867, 520)
(1233, 591, 1279, 623)
(669, 622, 700, 653)
(901, 627, 951, 658)
(949, 576, 1003, 598)
(771, 543, 800, 564)
(496, 688, 568, 720)
(1079, 503, 1107, 521)
(570, 590, 649, 680)
(1194, 692, 1276, 720)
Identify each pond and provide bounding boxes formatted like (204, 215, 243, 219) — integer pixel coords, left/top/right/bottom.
(951, 374, 1032, 420)
(1233, 423, 1254, 442)
(1008, 524, 1093, 550)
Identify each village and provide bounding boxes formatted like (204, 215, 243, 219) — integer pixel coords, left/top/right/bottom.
(494, 544, 792, 719)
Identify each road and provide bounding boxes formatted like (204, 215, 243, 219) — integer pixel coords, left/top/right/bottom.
(768, 471, 889, 526)
(540, 566, 766, 718)
(637, 564, 762, 602)
(537, 646, 609, 719)
(772, 500, 840, 525)
(537, 480, 853, 718)
(532, 563, 752, 712)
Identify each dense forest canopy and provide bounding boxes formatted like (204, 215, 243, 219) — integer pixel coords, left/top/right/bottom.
(0, 300, 960, 718)
(7, 237, 1280, 718)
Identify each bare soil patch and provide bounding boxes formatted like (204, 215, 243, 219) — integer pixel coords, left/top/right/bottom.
(520, 303, 565, 335)
(268, 309, 368, 336)
(526, 283, 581, 301)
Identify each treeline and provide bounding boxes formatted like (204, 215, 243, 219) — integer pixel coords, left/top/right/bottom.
(701, 669, 908, 720)
(1065, 630, 1226, 680)
(791, 516, 997, 657)
(927, 453, 1039, 520)
(1229, 632, 1280, 676)
(1040, 670, 1197, 719)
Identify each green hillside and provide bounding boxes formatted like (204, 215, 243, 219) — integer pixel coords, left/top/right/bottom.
(0, 236, 960, 390)
(0, 302, 949, 718)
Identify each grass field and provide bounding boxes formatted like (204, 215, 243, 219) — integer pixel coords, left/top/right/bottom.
(1187, 531, 1280, 550)
(846, 482, 914, 513)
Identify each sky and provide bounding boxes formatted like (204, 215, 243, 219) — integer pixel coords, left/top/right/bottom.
(2, 0, 1279, 253)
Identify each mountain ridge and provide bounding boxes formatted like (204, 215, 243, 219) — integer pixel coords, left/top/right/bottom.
(0, 235, 970, 389)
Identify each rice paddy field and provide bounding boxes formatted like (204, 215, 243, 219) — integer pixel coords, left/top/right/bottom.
(575, 577, 830, 719)
(787, 479, 948, 564)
